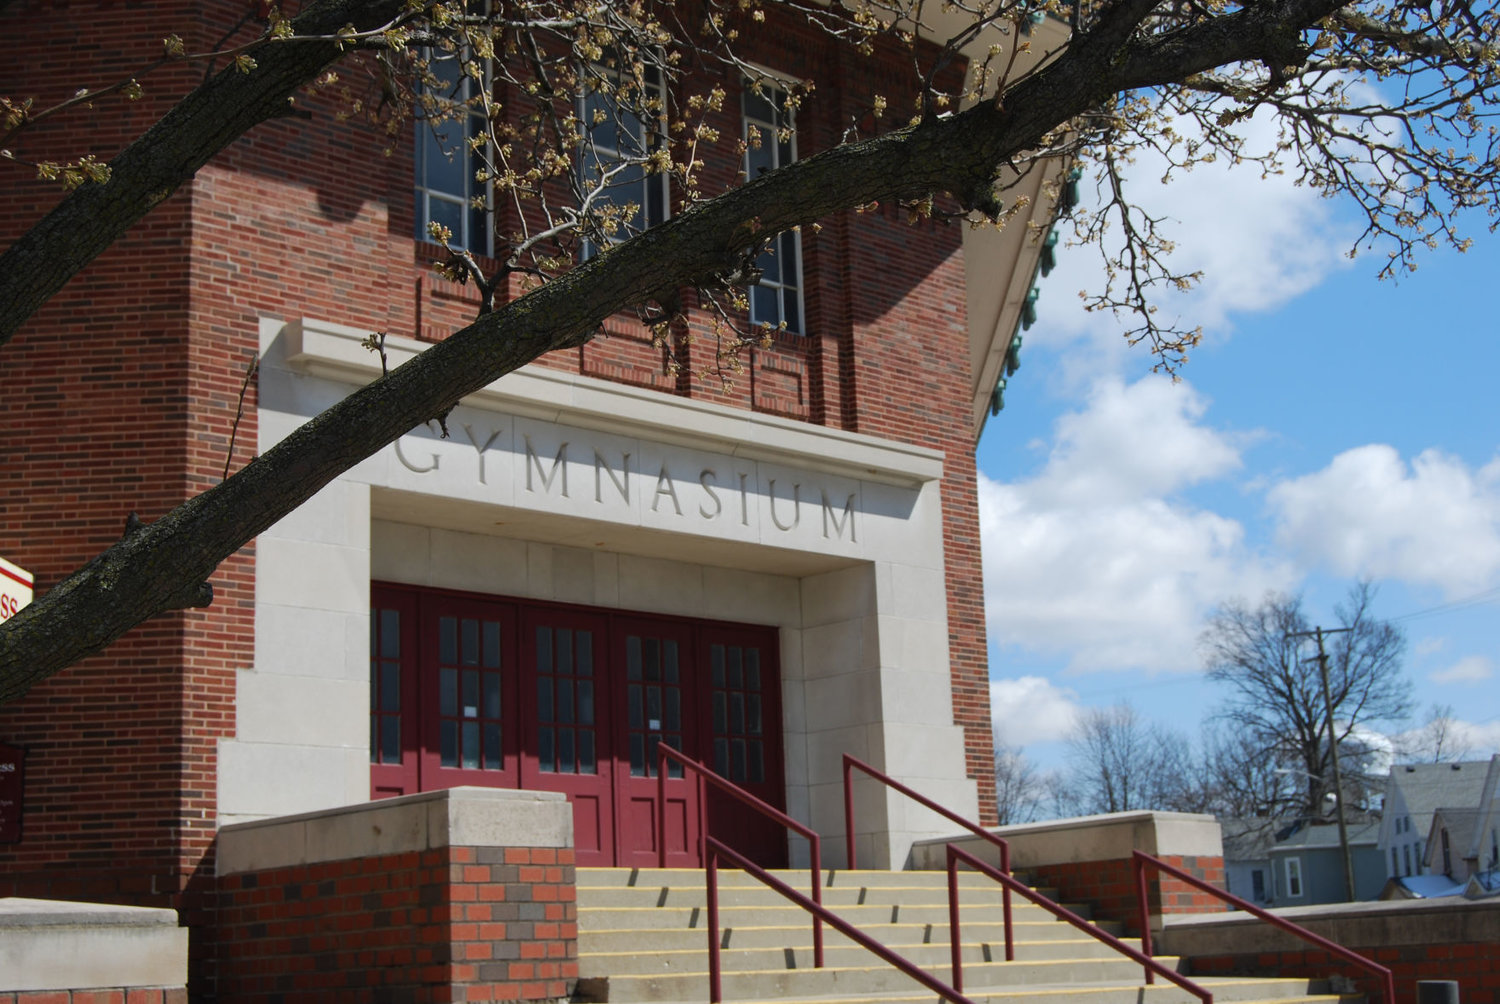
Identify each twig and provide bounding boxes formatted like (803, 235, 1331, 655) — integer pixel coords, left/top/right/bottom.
(223, 350, 260, 481)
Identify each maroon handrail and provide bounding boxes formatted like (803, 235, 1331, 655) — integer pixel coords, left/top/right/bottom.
(707, 835, 980, 1004)
(1132, 851, 1396, 1004)
(842, 753, 1014, 961)
(657, 743, 823, 967)
(949, 845, 1212, 1003)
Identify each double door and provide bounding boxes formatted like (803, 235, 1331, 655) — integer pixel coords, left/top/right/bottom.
(369, 584, 785, 867)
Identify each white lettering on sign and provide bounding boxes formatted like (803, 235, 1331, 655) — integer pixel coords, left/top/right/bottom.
(0, 556, 33, 623)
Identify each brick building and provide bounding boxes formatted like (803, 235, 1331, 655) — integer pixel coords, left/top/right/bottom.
(0, 1, 1054, 994)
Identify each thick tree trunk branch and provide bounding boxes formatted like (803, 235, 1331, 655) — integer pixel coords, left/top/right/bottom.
(0, 0, 409, 348)
(0, 0, 1368, 700)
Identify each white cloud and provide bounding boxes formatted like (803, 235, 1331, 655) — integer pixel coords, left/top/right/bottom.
(1035, 109, 1356, 384)
(1267, 447, 1500, 596)
(981, 376, 1293, 673)
(990, 676, 1081, 746)
(1430, 655, 1494, 684)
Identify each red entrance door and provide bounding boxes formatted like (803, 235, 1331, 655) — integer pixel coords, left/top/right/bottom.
(612, 619, 699, 867)
(369, 584, 784, 867)
(519, 606, 614, 866)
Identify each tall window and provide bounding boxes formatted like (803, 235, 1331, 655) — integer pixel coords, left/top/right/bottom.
(743, 80, 803, 333)
(579, 62, 668, 245)
(1284, 856, 1303, 898)
(414, 47, 491, 254)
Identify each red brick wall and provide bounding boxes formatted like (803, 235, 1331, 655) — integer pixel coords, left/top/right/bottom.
(1029, 854, 1226, 936)
(217, 844, 577, 1002)
(0, 2, 245, 923)
(1190, 942, 1496, 1004)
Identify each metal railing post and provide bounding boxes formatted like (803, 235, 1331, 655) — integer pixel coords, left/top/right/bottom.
(1135, 852, 1154, 981)
(707, 841, 722, 1004)
(843, 755, 857, 870)
(947, 844, 965, 993)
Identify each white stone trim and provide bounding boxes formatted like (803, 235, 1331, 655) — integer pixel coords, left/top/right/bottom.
(283, 317, 942, 488)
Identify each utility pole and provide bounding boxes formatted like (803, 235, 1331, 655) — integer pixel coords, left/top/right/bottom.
(1289, 626, 1356, 902)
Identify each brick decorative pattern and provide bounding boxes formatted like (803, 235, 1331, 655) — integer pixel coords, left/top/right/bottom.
(1189, 941, 1499, 1004)
(1029, 855, 1226, 935)
(217, 844, 577, 1002)
(0, 992, 187, 1004)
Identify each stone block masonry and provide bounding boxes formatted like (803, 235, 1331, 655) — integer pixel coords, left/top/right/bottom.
(214, 787, 576, 1003)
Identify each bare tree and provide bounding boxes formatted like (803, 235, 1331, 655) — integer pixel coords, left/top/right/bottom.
(1201, 582, 1412, 820)
(993, 745, 1048, 825)
(4, 0, 1500, 697)
(1057, 703, 1199, 815)
(1401, 703, 1475, 763)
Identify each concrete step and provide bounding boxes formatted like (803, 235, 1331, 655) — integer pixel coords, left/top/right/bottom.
(578, 955, 1196, 1002)
(577, 882, 1060, 911)
(578, 918, 1119, 953)
(579, 935, 1146, 976)
(578, 900, 1052, 931)
(577, 867, 1038, 891)
(580, 985, 1354, 1004)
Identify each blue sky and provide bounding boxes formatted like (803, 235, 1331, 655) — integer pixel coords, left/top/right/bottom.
(974, 129, 1500, 773)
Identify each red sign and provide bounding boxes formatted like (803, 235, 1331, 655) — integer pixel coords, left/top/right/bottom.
(0, 742, 22, 843)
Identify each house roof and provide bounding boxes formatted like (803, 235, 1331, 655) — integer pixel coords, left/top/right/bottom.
(1219, 817, 1283, 861)
(1385, 761, 1492, 832)
(1425, 808, 1496, 868)
(1269, 821, 1380, 852)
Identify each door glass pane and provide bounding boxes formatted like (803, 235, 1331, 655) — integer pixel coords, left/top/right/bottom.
(579, 730, 596, 774)
(462, 721, 480, 768)
(538, 677, 553, 721)
(537, 626, 552, 673)
(643, 638, 660, 682)
(728, 647, 743, 688)
(577, 632, 593, 676)
(666, 687, 680, 731)
(627, 636, 641, 680)
(664, 640, 679, 684)
(559, 728, 575, 773)
(629, 683, 643, 728)
(462, 669, 480, 718)
(538, 726, 554, 773)
(483, 723, 501, 767)
(381, 717, 400, 763)
(483, 671, 501, 719)
(483, 621, 501, 668)
(629, 733, 644, 776)
(746, 649, 760, 690)
(381, 609, 400, 658)
(557, 630, 572, 673)
(462, 618, 479, 665)
(441, 720, 458, 767)
(713, 691, 726, 733)
(748, 740, 764, 783)
(440, 667, 457, 716)
(381, 661, 400, 712)
(440, 616, 457, 665)
(748, 693, 762, 734)
(578, 679, 594, 725)
(711, 644, 725, 687)
(558, 678, 574, 725)
(730, 692, 745, 734)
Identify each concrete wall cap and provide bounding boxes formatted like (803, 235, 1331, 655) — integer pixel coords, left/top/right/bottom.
(217, 786, 571, 875)
(0, 898, 180, 928)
